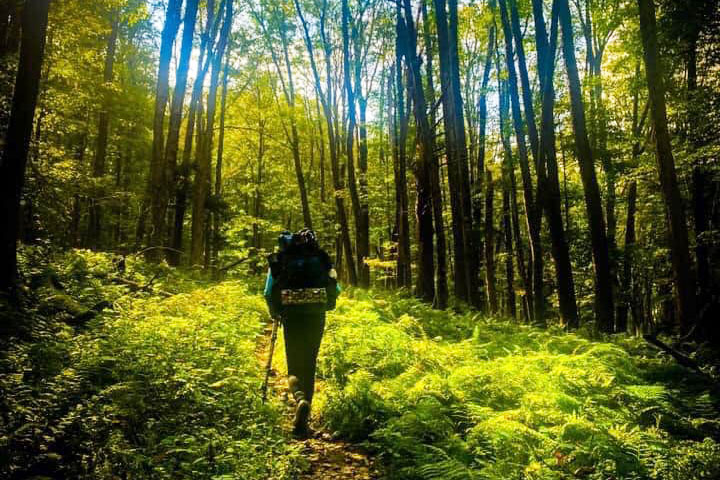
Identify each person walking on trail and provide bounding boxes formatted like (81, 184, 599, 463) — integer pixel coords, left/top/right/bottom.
(263, 229, 340, 438)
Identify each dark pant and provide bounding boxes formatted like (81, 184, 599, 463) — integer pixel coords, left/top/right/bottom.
(282, 309, 325, 404)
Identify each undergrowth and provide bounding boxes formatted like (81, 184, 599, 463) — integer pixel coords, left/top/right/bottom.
(310, 289, 720, 480)
(4, 248, 720, 479)
(1, 248, 300, 479)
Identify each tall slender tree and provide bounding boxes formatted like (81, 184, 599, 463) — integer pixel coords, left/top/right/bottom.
(88, 13, 119, 248)
(531, 0, 580, 328)
(164, 0, 200, 262)
(434, 0, 479, 306)
(557, 0, 615, 331)
(294, 0, 357, 285)
(171, 0, 224, 265)
(400, 0, 435, 303)
(421, 0, 448, 308)
(190, 0, 232, 266)
(498, 0, 544, 323)
(0, 0, 51, 293)
(637, 0, 697, 334)
(145, 0, 182, 261)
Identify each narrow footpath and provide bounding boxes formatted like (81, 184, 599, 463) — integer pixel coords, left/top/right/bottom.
(257, 320, 379, 479)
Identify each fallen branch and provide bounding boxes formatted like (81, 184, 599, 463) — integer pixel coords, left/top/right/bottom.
(131, 246, 183, 258)
(219, 257, 249, 272)
(643, 334, 705, 375)
(112, 277, 173, 297)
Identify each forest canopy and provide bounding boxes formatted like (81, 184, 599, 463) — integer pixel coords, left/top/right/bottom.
(1, 0, 720, 478)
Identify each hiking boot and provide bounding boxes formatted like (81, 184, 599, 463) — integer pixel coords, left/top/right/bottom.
(293, 399, 311, 439)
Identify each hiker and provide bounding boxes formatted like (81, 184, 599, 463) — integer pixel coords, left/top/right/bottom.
(264, 229, 340, 438)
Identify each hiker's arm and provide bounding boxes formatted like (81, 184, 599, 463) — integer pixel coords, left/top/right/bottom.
(326, 266, 340, 310)
(264, 269, 279, 317)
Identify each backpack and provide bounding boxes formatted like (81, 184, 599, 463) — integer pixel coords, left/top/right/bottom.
(268, 242, 334, 310)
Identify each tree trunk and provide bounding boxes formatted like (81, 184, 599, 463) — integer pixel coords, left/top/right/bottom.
(502, 162, 517, 319)
(190, 0, 232, 266)
(472, 15, 495, 314)
(499, 0, 544, 324)
(434, 0, 478, 305)
(637, 0, 697, 334)
(351, 14, 371, 288)
(400, 0, 435, 303)
(484, 170, 498, 313)
(393, 61, 412, 290)
(531, 0, 579, 328)
(509, 0, 539, 163)
(163, 0, 199, 263)
(499, 79, 531, 323)
(253, 101, 265, 255)
(0, 0, 50, 293)
(146, 0, 182, 261)
(421, 0, 448, 309)
(212, 57, 230, 274)
(278, 12, 313, 231)
(88, 15, 119, 249)
(294, 0, 356, 284)
(342, 0, 363, 284)
(558, 0, 615, 331)
(170, 0, 222, 265)
(616, 180, 637, 333)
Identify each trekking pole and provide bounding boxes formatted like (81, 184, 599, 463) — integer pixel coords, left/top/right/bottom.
(261, 315, 280, 403)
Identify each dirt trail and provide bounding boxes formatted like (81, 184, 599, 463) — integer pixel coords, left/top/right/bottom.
(257, 320, 379, 479)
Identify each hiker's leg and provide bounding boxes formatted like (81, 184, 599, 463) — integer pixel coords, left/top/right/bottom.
(282, 315, 305, 399)
(302, 314, 325, 404)
(282, 310, 325, 403)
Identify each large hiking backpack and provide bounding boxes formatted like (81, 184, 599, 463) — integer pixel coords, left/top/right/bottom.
(268, 241, 334, 309)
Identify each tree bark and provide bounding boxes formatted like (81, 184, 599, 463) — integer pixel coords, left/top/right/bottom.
(0, 0, 51, 293)
(211, 57, 230, 274)
(190, 0, 232, 266)
(294, 0, 357, 284)
(146, 0, 182, 262)
(558, 0, 615, 331)
(637, 0, 697, 334)
(400, 0, 435, 303)
(342, 0, 364, 284)
(163, 0, 199, 263)
(531, 0, 579, 328)
(393, 34, 412, 289)
(434, 0, 478, 306)
(484, 170, 498, 313)
(351, 11, 370, 288)
(499, 0, 544, 324)
(88, 15, 119, 249)
(499, 78, 532, 323)
(502, 161, 517, 319)
(509, 0, 539, 163)
(272, 6, 313, 231)
(616, 180, 637, 333)
(170, 0, 223, 265)
(421, 0, 448, 308)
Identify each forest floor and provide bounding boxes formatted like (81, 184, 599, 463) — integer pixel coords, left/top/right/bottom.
(2, 249, 720, 479)
(257, 321, 379, 479)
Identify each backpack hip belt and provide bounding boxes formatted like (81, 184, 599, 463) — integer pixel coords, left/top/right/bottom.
(280, 288, 328, 305)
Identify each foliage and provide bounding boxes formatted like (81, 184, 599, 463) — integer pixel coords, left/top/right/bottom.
(309, 289, 720, 479)
(0, 249, 301, 479)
